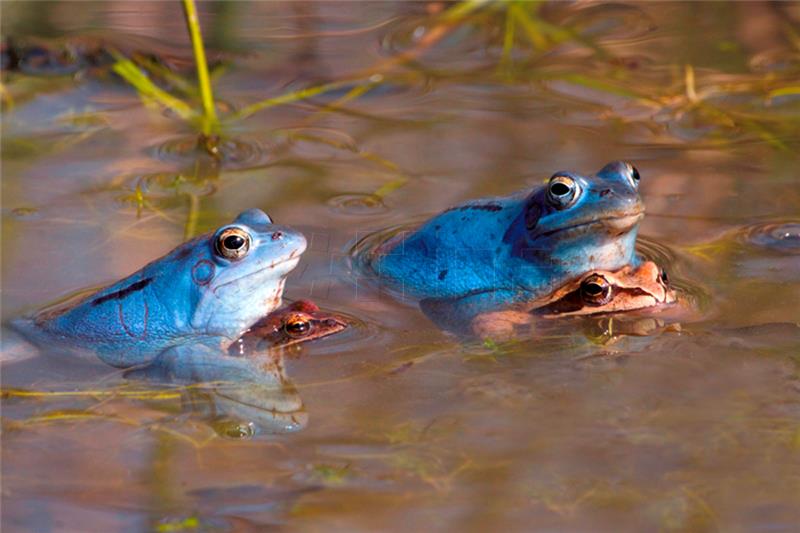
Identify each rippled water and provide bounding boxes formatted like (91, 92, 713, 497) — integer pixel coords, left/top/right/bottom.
(2, 2, 800, 531)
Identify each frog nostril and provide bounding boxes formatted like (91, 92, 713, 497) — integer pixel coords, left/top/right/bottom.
(271, 231, 283, 240)
(599, 189, 612, 197)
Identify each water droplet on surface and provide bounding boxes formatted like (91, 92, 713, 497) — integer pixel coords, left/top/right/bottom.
(743, 222, 800, 253)
(150, 135, 272, 170)
(328, 194, 388, 216)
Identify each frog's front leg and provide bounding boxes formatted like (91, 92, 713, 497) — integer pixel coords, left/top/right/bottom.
(419, 289, 529, 336)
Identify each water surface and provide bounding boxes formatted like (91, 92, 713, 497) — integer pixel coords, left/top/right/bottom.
(2, 2, 800, 531)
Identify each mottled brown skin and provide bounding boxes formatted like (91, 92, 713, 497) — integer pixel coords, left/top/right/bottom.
(229, 300, 348, 355)
(471, 261, 676, 338)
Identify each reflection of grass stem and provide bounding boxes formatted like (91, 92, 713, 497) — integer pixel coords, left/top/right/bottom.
(182, 0, 218, 136)
(184, 192, 199, 240)
(685, 64, 698, 103)
(0, 82, 13, 109)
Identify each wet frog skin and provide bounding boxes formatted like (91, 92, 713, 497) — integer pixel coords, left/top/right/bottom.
(458, 261, 675, 338)
(532, 261, 675, 318)
(12, 209, 306, 368)
(229, 300, 349, 355)
(371, 161, 644, 313)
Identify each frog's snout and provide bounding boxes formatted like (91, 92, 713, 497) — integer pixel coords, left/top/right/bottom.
(265, 227, 307, 269)
(283, 229, 307, 257)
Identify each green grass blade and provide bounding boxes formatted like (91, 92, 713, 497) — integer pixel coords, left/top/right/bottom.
(230, 78, 378, 121)
(111, 55, 196, 121)
(768, 86, 800, 100)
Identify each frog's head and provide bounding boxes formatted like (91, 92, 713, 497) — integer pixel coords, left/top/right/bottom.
(534, 261, 675, 318)
(164, 209, 307, 342)
(229, 300, 349, 355)
(508, 161, 644, 278)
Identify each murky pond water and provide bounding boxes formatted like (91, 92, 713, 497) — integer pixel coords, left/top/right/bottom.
(2, 2, 800, 531)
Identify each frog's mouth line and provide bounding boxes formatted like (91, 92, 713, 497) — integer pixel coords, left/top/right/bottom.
(538, 212, 644, 239)
(214, 255, 301, 291)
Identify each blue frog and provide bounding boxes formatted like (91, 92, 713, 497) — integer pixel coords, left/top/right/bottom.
(369, 161, 644, 314)
(12, 209, 307, 368)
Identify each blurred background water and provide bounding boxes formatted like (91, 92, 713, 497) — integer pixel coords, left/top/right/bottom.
(2, 2, 800, 531)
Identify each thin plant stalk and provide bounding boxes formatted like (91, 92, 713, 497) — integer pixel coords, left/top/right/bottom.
(182, 0, 218, 135)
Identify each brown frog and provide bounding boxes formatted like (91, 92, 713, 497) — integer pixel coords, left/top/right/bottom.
(471, 261, 676, 339)
(229, 300, 348, 355)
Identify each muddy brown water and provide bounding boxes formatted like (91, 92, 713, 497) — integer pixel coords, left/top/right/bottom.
(2, 2, 800, 531)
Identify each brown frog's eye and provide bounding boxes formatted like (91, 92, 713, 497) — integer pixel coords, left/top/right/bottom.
(215, 227, 252, 261)
(284, 314, 312, 338)
(580, 274, 613, 306)
(547, 174, 581, 209)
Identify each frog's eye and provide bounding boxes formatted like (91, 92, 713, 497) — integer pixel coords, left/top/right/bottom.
(580, 274, 613, 305)
(215, 227, 252, 261)
(284, 314, 312, 338)
(547, 174, 580, 209)
(625, 163, 641, 188)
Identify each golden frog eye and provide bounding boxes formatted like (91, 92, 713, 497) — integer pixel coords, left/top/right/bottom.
(580, 274, 613, 305)
(547, 174, 580, 209)
(284, 314, 313, 338)
(215, 227, 252, 261)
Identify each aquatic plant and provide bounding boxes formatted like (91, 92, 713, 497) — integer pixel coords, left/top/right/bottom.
(111, 0, 385, 157)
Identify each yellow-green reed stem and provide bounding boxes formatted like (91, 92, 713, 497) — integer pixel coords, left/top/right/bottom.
(310, 75, 383, 120)
(229, 77, 378, 121)
(500, 6, 516, 69)
(182, 0, 218, 135)
(509, 3, 547, 50)
(111, 55, 196, 120)
(441, 0, 492, 22)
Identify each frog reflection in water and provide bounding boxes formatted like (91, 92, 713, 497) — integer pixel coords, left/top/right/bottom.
(136, 300, 347, 436)
(422, 260, 676, 338)
(370, 162, 644, 315)
(12, 209, 306, 370)
(170, 351, 309, 436)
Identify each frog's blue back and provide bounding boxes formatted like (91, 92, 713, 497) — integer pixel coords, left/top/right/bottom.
(373, 195, 532, 298)
(13, 209, 306, 368)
